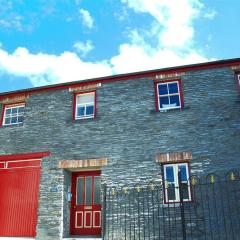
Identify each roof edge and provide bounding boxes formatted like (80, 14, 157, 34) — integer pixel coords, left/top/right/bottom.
(0, 58, 240, 98)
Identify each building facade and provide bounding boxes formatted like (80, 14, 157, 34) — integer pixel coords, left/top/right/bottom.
(0, 59, 239, 239)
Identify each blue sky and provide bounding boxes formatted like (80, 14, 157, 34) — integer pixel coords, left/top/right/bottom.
(0, 0, 239, 93)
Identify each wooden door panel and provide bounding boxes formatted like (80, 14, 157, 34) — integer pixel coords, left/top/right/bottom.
(84, 211, 92, 228)
(70, 171, 101, 236)
(93, 211, 101, 228)
(75, 212, 83, 228)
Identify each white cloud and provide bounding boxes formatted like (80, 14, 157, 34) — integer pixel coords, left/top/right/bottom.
(79, 8, 94, 29)
(0, 47, 112, 86)
(203, 9, 217, 19)
(73, 40, 94, 57)
(122, 0, 203, 48)
(110, 42, 208, 74)
(107, 0, 215, 73)
(0, 0, 216, 88)
(0, 15, 23, 31)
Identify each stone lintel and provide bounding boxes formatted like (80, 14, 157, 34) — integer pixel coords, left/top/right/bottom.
(231, 65, 240, 70)
(154, 72, 185, 81)
(58, 158, 107, 169)
(156, 152, 192, 164)
(69, 83, 101, 93)
(1, 94, 29, 104)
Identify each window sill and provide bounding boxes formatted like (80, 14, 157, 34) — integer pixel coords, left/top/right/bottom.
(0, 123, 24, 128)
(160, 200, 192, 207)
(71, 117, 97, 124)
(151, 106, 190, 114)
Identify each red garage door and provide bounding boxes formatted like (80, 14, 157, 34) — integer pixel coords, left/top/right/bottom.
(0, 152, 49, 237)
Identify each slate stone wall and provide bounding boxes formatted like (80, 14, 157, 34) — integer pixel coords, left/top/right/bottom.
(0, 66, 239, 239)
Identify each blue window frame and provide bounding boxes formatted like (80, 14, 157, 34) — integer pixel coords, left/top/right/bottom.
(163, 163, 191, 203)
(75, 92, 95, 119)
(157, 81, 182, 111)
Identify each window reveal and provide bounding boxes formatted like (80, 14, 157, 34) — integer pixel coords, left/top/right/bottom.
(157, 80, 182, 111)
(2, 104, 25, 126)
(163, 163, 191, 203)
(75, 92, 95, 120)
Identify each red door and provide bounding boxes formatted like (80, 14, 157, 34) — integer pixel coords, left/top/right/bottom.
(0, 159, 41, 237)
(70, 171, 101, 236)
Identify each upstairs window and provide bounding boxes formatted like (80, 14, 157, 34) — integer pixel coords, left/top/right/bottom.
(156, 80, 183, 111)
(236, 73, 240, 91)
(163, 163, 191, 203)
(74, 92, 96, 120)
(2, 103, 25, 126)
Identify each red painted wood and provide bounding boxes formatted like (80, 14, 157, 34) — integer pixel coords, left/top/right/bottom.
(7, 159, 41, 169)
(70, 171, 101, 236)
(0, 162, 5, 168)
(94, 90, 97, 118)
(0, 104, 6, 127)
(72, 92, 77, 120)
(0, 167, 41, 237)
(0, 151, 50, 161)
(94, 211, 101, 227)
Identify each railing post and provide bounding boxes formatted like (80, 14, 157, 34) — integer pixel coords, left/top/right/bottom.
(102, 184, 107, 240)
(178, 169, 187, 240)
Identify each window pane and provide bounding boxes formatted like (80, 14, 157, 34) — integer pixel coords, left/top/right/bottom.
(181, 182, 190, 200)
(77, 177, 84, 205)
(168, 83, 179, 94)
(167, 183, 176, 201)
(77, 106, 85, 117)
(158, 84, 168, 95)
(12, 108, 18, 114)
(169, 95, 180, 107)
(4, 117, 11, 125)
(11, 117, 17, 124)
(86, 105, 94, 116)
(94, 176, 101, 204)
(165, 166, 174, 182)
(18, 106, 25, 113)
(5, 109, 11, 115)
(18, 116, 24, 123)
(77, 93, 94, 104)
(85, 176, 92, 205)
(159, 96, 169, 109)
(179, 165, 187, 181)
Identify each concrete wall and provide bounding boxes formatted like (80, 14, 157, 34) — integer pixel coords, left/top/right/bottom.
(0, 66, 239, 239)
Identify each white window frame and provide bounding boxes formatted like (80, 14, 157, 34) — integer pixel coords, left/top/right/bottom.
(75, 92, 95, 120)
(3, 103, 25, 126)
(157, 81, 181, 111)
(237, 74, 240, 87)
(163, 163, 191, 203)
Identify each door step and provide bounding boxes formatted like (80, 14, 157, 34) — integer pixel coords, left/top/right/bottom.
(0, 238, 35, 240)
(0, 238, 102, 240)
(63, 238, 102, 240)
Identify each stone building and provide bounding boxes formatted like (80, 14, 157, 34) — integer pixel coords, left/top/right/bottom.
(0, 58, 239, 239)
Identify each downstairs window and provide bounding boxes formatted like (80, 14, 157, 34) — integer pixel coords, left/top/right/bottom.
(163, 162, 191, 203)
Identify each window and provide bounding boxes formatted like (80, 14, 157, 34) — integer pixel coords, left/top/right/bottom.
(236, 73, 240, 91)
(163, 163, 191, 203)
(74, 92, 96, 120)
(156, 80, 183, 111)
(2, 103, 25, 126)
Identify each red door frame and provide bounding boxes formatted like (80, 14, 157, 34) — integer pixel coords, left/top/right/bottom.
(70, 170, 101, 236)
